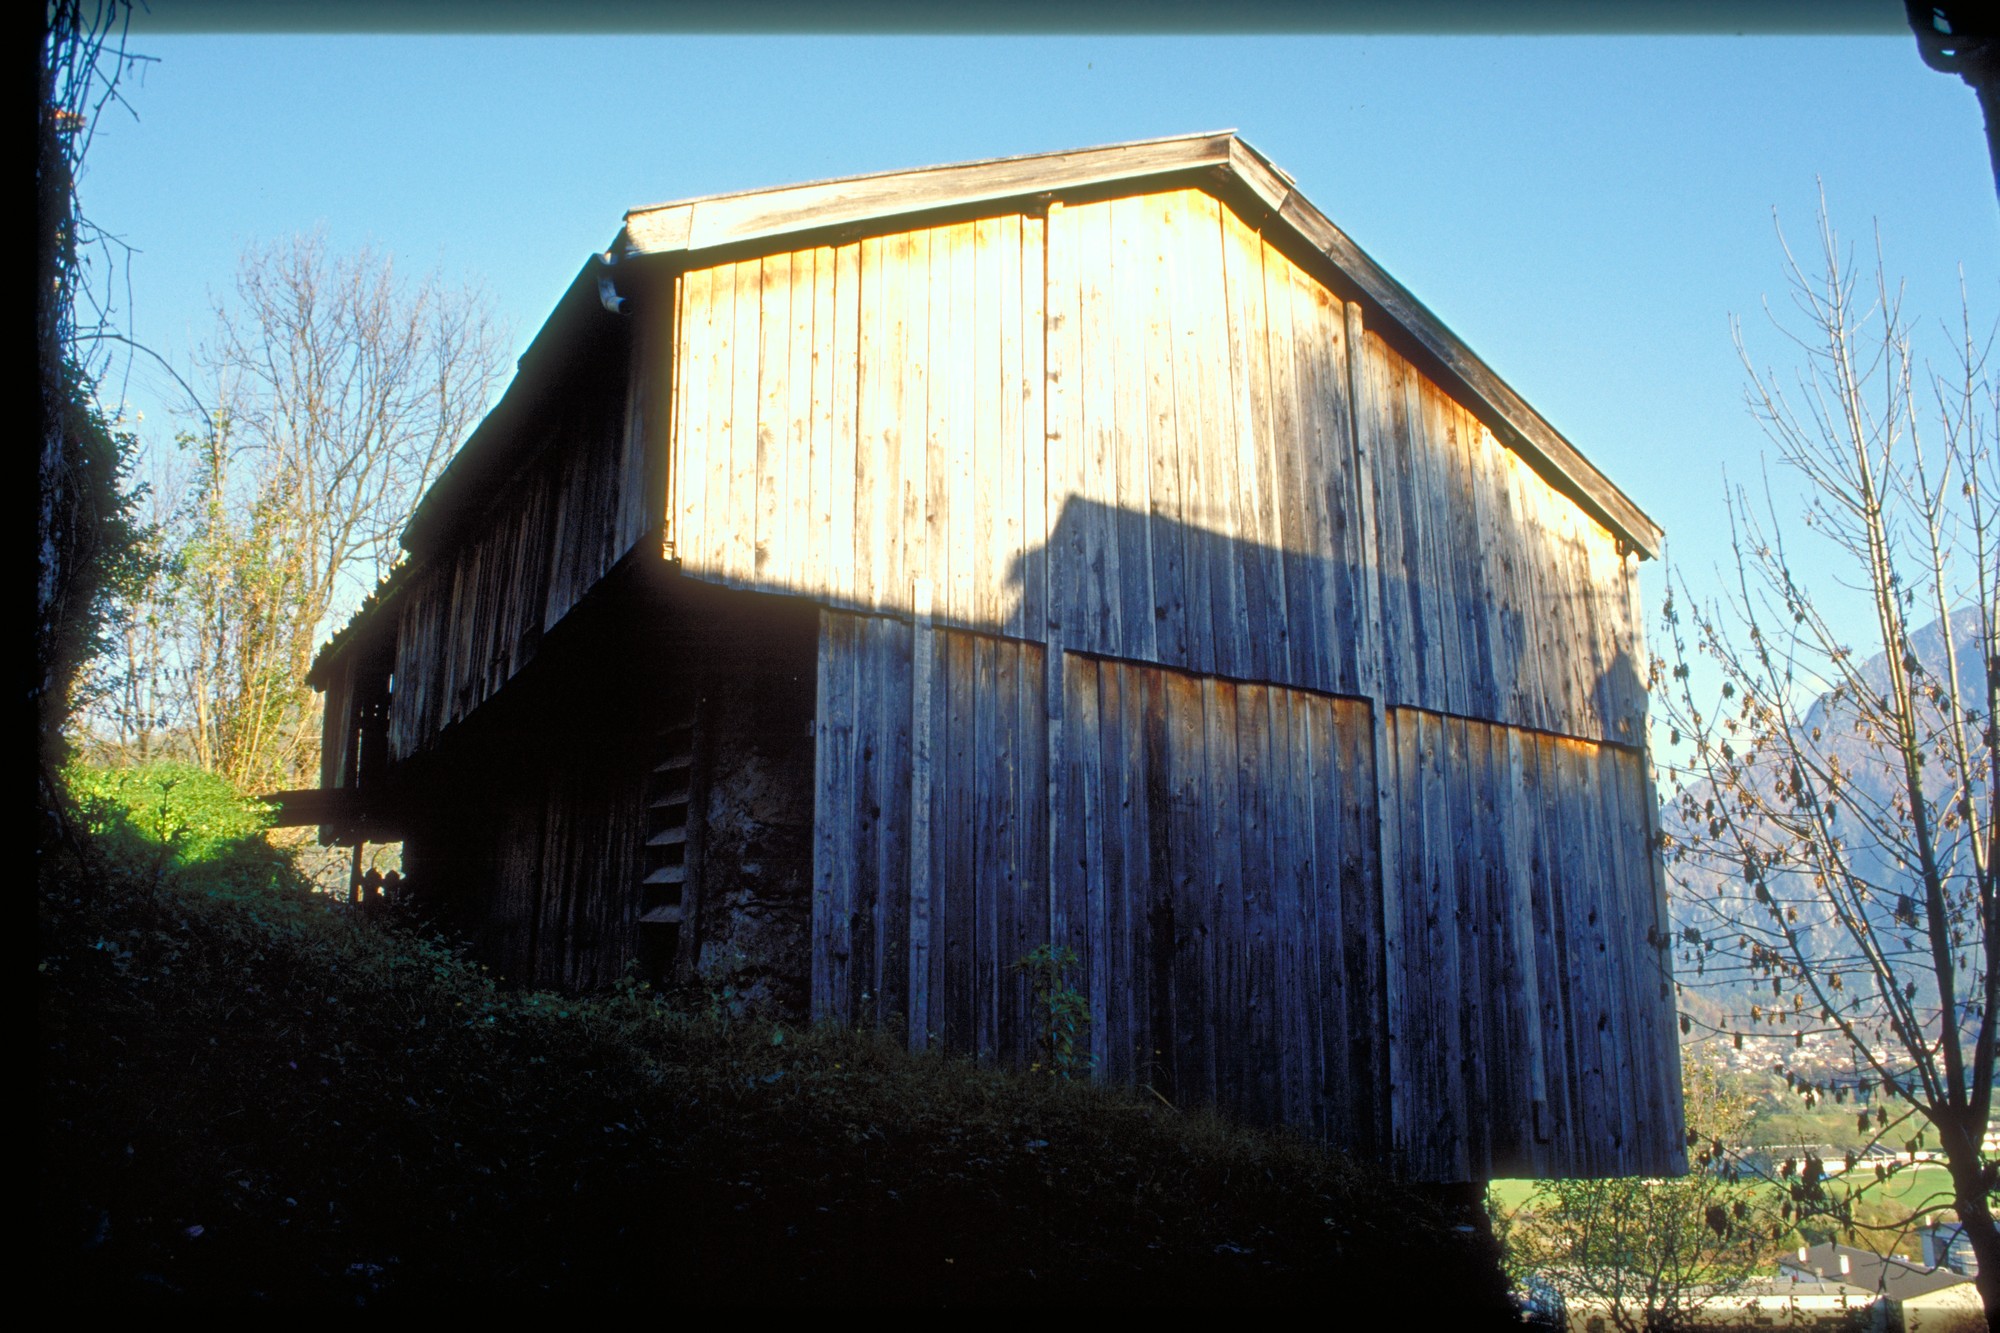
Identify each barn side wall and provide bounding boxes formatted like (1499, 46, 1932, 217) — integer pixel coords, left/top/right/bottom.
(369, 178, 1674, 1178)
(674, 186, 1677, 1177)
(398, 724, 652, 992)
(813, 608, 1677, 1181)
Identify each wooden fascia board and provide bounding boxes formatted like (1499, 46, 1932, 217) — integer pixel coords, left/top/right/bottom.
(622, 130, 1238, 256)
(307, 563, 411, 690)
(622, 131, 1662, 559)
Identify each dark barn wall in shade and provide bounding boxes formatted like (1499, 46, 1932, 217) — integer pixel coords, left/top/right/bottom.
(689, 643, 818, 1017)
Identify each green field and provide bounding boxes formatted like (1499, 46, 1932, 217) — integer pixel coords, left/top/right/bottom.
(1491, 1162, 1963, 1254)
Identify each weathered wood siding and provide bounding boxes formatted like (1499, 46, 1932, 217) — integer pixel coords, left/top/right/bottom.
(1055, 652, 1385, 1149)
(667, 187, 1648, 747)
(482, 740, 651, 990)
(812, 612, 1052, 1065)
(670, 217, 1050, 643)
(320, 652, 357, 791)
(683, 184, 1681, 1177)
(389, 350, 652, 761)
(1379, 708, 1675, 1180)
(814, 609, 1676, 1178)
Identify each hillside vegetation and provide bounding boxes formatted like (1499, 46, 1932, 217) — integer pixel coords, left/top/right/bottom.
(38, 764, 1510, 1312)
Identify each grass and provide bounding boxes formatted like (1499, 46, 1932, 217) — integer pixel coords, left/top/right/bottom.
(38, 764, 1513, 1312)
(1491, 1164, 1965, 1264)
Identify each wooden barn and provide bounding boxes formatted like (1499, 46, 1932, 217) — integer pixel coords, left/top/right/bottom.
(299, 132, 1684, 1182)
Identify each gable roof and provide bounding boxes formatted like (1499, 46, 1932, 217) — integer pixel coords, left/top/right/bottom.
(618, 130, 1663, 558)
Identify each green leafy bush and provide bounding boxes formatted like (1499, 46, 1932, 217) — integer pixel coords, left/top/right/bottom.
(64, 761, 290, 896)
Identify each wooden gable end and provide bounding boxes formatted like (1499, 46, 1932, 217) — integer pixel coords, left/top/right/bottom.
(662, 185, 1647, 747)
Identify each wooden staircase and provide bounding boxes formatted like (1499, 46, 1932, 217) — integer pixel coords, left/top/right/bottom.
(637, 710, 695, 973)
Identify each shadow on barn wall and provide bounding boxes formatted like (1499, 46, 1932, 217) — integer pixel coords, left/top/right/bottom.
(372, 494, 1675, 1183)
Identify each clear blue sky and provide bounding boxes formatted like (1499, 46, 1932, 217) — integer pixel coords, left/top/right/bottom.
(81, 32, 1997, 652)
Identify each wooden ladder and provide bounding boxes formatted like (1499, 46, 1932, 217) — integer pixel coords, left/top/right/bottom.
(637, 710, 694, 969)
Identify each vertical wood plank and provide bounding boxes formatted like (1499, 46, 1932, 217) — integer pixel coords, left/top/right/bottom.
(829, 242, 861, 607)
(1196, 198, 1249, 681)
(1109, 195, 1156, 664)
(1051, 647, 1091, 997)
(878, 615, 916, 1029)
(897, 228, 931, 617)
(1162, 669, 1209, 1107)
(1203, 676, 1243, 1115)
(907, 586, 935, 1046)
(1012, 637, 1051, 1067)
(1338, 696, 1386, 1150)
(980, 632, 1016, 1056)
(1044, 201, 1082, 647)
(783, 247, 816, 589)
(1264, 245, 1318, 692)
(690, 260, 728, 576)
(1113, 660, 1156, 1085)
(923, 223, 958, 622)
(1139, 196, 1188, 670)
(847, 616, 884, 1022)
(1289, 692, 1332, 1133)
(807, 245, 837, 592)
(813, 611, 855, 1021)
(973, 631, 1003, 1058)
(1446, 713, 1486, 1178)
(940, 628, 977, 1046)
(973, 216, 1006, 631)
(992, 214, 1024, 637)
(1086, 658, 1121, 1076)
(727, 257, 762, 583)
(1139, 662, 1175, 1099)
(855, 235, 889, 608)
(947, 221, 980, 628)
(1019, 211, 1047, 642)
(1220, 208, 1284, 685)
(1236, 682, 1279, 1123)
(754, 251, 790, 579)
(1075, 200, 1119, 656)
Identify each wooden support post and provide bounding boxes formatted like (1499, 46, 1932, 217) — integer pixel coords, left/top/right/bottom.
(349, 840, 365, 906)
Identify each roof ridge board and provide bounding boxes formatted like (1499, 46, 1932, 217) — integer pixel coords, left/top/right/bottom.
(621, 128, 1240, 222)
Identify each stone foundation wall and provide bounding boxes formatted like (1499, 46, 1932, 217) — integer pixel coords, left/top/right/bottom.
(692, 663, 816, 1018)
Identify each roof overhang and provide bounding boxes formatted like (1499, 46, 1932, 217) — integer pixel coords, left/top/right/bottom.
(619, 130, 1662, 558)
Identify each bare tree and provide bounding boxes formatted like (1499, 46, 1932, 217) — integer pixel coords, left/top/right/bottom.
(1657, 204, 1996, 1318)
(169, 233, 507, 791)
